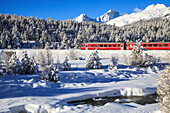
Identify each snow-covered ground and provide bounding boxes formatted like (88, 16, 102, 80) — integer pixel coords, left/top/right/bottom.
(0, 49, 169, 113)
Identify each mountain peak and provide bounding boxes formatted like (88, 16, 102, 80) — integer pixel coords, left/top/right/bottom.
(96, 9, 119, 23)
(107, 9, 118, 13)
(144, 4, 167, 11)
(79, 14, 87, 17)
(73, 14, 95, 23)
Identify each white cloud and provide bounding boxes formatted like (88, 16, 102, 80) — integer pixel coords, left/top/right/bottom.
(134, 7, 143, 13)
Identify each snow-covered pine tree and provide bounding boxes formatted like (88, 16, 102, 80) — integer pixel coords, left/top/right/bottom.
(12, 33, 22, 49)
(29, 56, 39, 74)
(108, 56, 118, 71)
(61, 56, 71, 70)
(86, 50, 102, 69)
(8, 53, 22, 75)
(44, 42, 50, 49)
(157, 55, 170, 113)
(0, 58, 6, 76)
(40, 64, 60, 82)
(21, 51, 39, 74)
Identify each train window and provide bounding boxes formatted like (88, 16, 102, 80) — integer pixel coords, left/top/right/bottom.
(92, 44, 94, 47)
(143, 44, 147, 47)
(118, 45, 120, 47)
(113, 44, 116, 47)
(159, 44, 162, 47)
(109, 44, 112, 47)
(154, 44, 157, 47)
(96, 45, 98, 47)
(100, 44, 103, 47)
(149, 44, 152, 47)
(104, 44, 107, 47)
(164, 44, 168, 47)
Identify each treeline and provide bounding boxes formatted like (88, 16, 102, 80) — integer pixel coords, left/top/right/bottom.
(0, 14, 169, 49)
(121, 17, 170, 42)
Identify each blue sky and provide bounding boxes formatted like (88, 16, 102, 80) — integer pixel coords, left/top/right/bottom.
(0, 0, 169, 20)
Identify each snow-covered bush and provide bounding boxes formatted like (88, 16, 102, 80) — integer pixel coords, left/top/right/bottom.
(86, 50, 102, 69)
(68, 49, 78, 60)
(128, 42, 159, 67)
(8, 53, 22, 75)
(21, 51, 39, 74)
(40, 64, 60, 82)
(37, 50, 53, 70)
(108, 56, 118, 71)
(157, 55, 170, 113)
(61, 57, 71, 70)
(1, 51, 15, 70)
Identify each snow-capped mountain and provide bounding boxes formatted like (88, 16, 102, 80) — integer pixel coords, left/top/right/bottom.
(73, 14, 95, 23)
(73, 9, 120, 23)
(96, 9, 119, 23)
(106, 4, 170, 27)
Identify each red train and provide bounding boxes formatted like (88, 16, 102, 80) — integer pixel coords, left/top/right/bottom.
(80, 42, 170, 50)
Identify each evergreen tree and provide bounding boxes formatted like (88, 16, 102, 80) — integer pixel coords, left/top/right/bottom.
(8, 53, 22, 75)
(40, 64, 60, 82)
(0, 58, 6, 76)
(61, 56, 71, 70)
(86, 50, 102, 69)
(21, 51, 39, 74)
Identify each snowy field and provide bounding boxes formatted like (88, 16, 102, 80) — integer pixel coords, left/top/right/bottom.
(0, 49, 169, 113)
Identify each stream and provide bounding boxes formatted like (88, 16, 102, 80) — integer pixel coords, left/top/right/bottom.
(67, 94, 157, 106)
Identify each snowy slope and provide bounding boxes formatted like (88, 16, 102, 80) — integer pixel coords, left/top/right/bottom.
(96, 9, 119, 23)
(106, 4, 170, 26)
(73, 14, 96, 23)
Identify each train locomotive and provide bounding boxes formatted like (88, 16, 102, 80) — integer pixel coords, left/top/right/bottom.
(80, 42, 170, 50)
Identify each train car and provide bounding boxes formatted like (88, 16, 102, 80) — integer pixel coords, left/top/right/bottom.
(141, 42, 170, 50)
(81, 43, 125, 50)
(81, 42, 170, 50)
(126, 42, 170, 50)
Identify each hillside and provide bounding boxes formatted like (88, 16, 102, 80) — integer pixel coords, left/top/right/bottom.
(0, 13, 169, 49)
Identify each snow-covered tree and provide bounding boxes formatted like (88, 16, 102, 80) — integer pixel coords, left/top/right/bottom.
(37, 49, 53, 70)
(128, 42, 158, 67)
(157, 55, 170, 113)
(61, 56, 71, 70)
(12, 33, 22, 49)
(0, 58, 6, 76)
(8, 53, 22, 75)
(108, 56, 118, 71)
(21, 51, 39, 74)
(68, 49, 78, 60)
(86, 50, 102, 69)
(40, 64, 60, 82)
(29, 56, 39, 74)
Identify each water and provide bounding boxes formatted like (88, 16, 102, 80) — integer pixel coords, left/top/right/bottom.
(68, 94, 157, 106)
